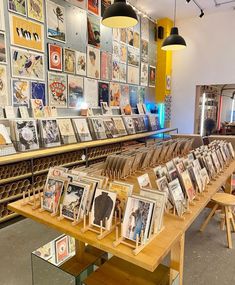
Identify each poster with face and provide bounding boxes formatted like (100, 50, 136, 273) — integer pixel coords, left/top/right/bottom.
(31, 81, 46, 106)
(10, 14, 44, 52)
(109, 82, 121, 106)
(64, 48, 76, 74)
(0, 32, 6, 63)
(101, 51, 112, 80)
(87, 0, 99, 16)
(48, 43, 62, 71)
(48, 72, 67, 108)
(87, 45, 100, 79)
(75, 51, 86, 76)
(149, 65, 156, 87)
(0, 65, 8, 105)
(12, 79, 30, 107)
(68, 75, 84, 108)
(140, 62, 148, 87)
(27, 0, 44, 22)
(87, 13, 100, 48)
(46, 0, 66, 43)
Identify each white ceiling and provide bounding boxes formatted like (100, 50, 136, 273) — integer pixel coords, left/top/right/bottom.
(130, 0, 235, 20)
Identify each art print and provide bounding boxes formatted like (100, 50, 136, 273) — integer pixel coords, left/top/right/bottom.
(15, 120, 39, 151)
(48, 72, 67, 108)
(12, 79, 30, 107)
(101, 0, 111, 17)
(141, 17, 149, 41)
(91, 189, 116, 230)
(138, 86, 145, 104)
(120, 44, 127, 63)
(137, 173, 152, 189)
(128, 46, 140, 66)
(64, 48, 76, 74)
(112, 59, 120, 81)
(100, 51, 112, 80)
(48, 44, 62, 71)
(0, 65, 8, 106)
(46, 0, 66, 43)
(109, 82, 120, 106)
(149, 65, 156, 87)
(120, 84, 129, 106)
(87, 13, 100, 48)
(90, 118, 107, 139)
(120, 28, 126, 43)
(40, 119, 61, 147)
(129, 85, 138, 107)
(0, 1, 5, 31)
(133, 31, 140, 49)
(84, 78, 98, 107)
(27, 0, 44, 22)
(128, 65, 139, 85)
(87, 45, 100, 79)
(88, 0, 99, 16)
(31, 98, 44, 118)
(119, 63, 127, 83)
(72, 118, 92, 142)
(127, 27, 133, 46)
(65, 0, 86, 10)
(75, 51, 86, 76)
(141, 39, 148, 63)
(113, 41, 120, 60)
(8, 0, 26, 16)
(55, 235, 69, 264)
(98, 81, 109, 106)
(0, 32, 7, 63)
(11, 47, 45, 80)
(10, 14, 44, 52)
(31, 81, 46, 106)
(68, 75, 84, 108)
(140, 62, 148, 86)
(57, 118, 76, 144)
(113, 28, 120, 41)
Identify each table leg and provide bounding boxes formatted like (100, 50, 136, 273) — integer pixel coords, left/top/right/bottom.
(75, 239, 86, 259)
(170, 234, 185, 285)
(225, 206, 233, 249)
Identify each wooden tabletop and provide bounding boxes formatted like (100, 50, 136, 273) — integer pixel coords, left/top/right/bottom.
(8, 159, 235, 272)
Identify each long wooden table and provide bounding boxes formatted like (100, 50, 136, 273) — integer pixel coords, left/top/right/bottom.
(8, 160, 235, 285)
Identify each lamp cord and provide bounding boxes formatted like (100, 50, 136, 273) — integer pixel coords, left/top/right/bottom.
(174, 0, 176, 26)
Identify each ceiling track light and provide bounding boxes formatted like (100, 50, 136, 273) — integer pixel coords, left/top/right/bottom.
(186, 0, 205, 18)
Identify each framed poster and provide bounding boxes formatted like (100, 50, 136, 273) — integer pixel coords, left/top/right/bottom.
(11, 47, 45, 80)
(120, 28, 126, 44)
(113, 41, 120, 60)
(141, 39, 148, 63)
(12, 79, 30, 107)
(112, 59, 120, 82)
(87, 45, 100, 79)
(129, 85, 138, 107)
(84, 77, 98, 107)
(98, 81, 109, 106)
(120, 44, 127, 63)
(0, 32, 7, 64)
(68, 74, 84, 108)
(0, 65, 8, 106)
(140, 62, 148, 87)
(141, 17, 149, 41)
(46, 0, 66, 43)
(149, 65, 156, 87)
(133, 31, 140, 49)
(55, 235, 69, 264)
(128, 46, 140, 66)
(109, 82, 120, 106)
(101, 0, 111, 17)
(127, 65, 139, 85)
(100, 51, 112, 81)
(48, 43, 62, 71)
(119, 63, 126, 83)
(64, 48, 76, 74)
(27, 0, 44, 22)
(48, 72, 67, 108)
(87, 13, 100, 48)
(87, 0, 99, 16)
(65, 0, 86, 9)
(8, 0, 26, 16)
(0, 1, 5, 31)
(75, 51, 86, 76)
(127, 27, 133, 46)
(120, 84, 129, 106)
(31, 81, 46, 106)
(10, 14, 44, 52)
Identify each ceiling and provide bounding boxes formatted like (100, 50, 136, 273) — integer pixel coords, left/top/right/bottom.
(130, 0, 235, 20)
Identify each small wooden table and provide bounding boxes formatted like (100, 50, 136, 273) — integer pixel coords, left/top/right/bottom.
(8, 160, 235, 285)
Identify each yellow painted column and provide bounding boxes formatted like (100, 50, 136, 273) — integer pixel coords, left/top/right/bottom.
(156, 18, 173, 103)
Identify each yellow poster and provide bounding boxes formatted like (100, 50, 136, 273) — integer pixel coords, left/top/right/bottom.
(10, 14, 44, 52)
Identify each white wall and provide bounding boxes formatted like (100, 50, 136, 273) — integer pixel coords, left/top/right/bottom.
(171, 10, 235, 133)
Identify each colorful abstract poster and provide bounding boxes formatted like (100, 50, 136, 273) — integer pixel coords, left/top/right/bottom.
(11, 47, 45, 80)
(84, 77, 98, 107)
(0, 1, 5, 31)
(27, 0, 44, 22)
(75, 51, 86, 76)
(140, 62, 148, 87)
(12, 79, 30, 107)
(127, 65, 139, 85)
(8, 0, 26, 16)
(48, 72, 67, 108)
(120, 84, 129, 106)
(100, 51, 112, 81)
(112, 59, 120, 82)
(98, 81, 109, 106)
(87, 13, 100, 48)
(64, 48, 76, 74)
(10, 14, 44, 52)
(48, 43, 62, 71)
(46, 0, 66, 43)
(129, 85, 138, 107)
(0, 65, 8, 106)
(101, 0, 111, 17)
(149, 65, 156, 87)
(65, 0, 86, 9)
(88, 0, 99, 16)
(119, 63, 126, 83)
(141, 17, 149, 41)
(87, 45, 100, 79)
(31, 81, 46, 106)
(109, 82, 120, 106)
(141, 39, 148, 63)
(0, 32, 7, 63)
(68, 75, 84, 108)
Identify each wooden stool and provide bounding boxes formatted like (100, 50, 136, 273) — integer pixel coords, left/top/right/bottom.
(200, 193, 235, 249)
(83, 256, 179, 285)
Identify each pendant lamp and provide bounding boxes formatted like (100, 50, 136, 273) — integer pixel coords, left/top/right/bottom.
(161, 0, 186, 51)
(101, 0, 138, 29)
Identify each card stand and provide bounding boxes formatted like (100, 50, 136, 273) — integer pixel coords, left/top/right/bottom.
(57, 205, 82, 226)
(81, 212, 118, 240)
(21, 189, 41, 209)
(165, 200, 191, 221)
(113, 222, 164, 256)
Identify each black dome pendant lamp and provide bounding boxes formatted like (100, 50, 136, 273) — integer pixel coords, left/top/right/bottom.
(162, 0, 186, 51)
(101, 0, 138, 29)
